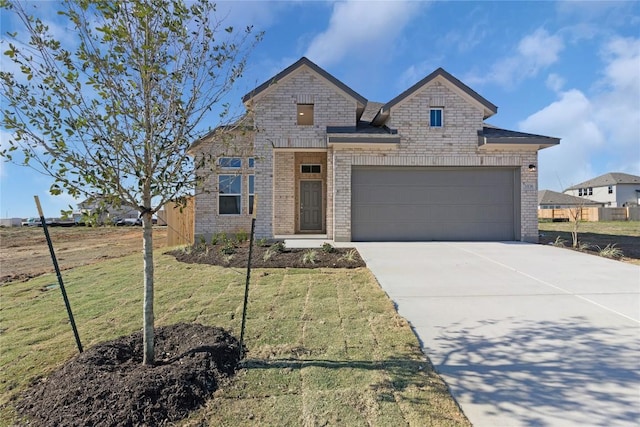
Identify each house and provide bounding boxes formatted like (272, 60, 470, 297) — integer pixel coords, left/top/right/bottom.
(538, 189, 604, 209)
(78, 195, 139, 224)
(564, 172, 640, 207)
(191, 57, 559, 242)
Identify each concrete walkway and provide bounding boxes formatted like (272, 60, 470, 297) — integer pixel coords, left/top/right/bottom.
(355, 242, 640, 427)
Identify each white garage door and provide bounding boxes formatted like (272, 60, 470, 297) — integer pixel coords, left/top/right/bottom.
(351, 167, 520, 241)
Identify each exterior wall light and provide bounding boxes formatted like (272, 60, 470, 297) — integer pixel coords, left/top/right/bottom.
(528, 164, 537, 172)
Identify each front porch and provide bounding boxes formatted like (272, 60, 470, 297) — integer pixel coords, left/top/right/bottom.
(272, 150, 330, 236)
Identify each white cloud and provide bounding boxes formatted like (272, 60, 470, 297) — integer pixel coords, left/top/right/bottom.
(520, 89, 603, 189)
(546, 73, 565, 92)
(520, 36, 640, 191)
(304, 1, 422, 67)
(396, 58, 443, 91)
(466, 28, 564, 88)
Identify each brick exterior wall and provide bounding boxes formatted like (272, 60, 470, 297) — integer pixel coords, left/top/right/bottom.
(330, 79, 540, 242)
(192, 130, 254, 242)
(250, 65, 356, 239)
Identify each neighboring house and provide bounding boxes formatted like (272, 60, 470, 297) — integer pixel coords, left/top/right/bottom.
(78, 195, 139, 223)
(564, 173, 640, 207)
(538, 190, 604, 209)
(192, 57, 559, 242)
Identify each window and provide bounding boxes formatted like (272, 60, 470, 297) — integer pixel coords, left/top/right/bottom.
(248, 175, 255, 215)
(248, 157, 255, 168)
(301, 164, 321, 174)
(429, 108, 443, 127)
(297, 104, 314, 125)
(608, 186, 613, 194)
(578, 188, 583, 196)
(218, 157, 242, 168)
(588, 187, 593, 196)
(219, 175, 241, 215)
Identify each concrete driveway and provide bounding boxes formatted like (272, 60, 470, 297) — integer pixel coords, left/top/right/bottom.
(355, 242, 640, 427)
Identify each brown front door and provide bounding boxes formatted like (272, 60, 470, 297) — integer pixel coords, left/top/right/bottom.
(300, 180, 322, 231)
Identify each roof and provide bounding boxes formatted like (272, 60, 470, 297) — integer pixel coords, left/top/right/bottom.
(241, 57, 367, 109)
(371, 68, 497, 125)
(360, 102, 384, 122)
(538, 190, 603, 206)
(188, 114, 254, 153)
(565, 172, 640, 190)
(478, 125, 560, 150)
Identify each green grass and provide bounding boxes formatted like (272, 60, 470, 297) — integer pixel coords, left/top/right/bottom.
(538, 220, 640, 236)
(0, 253, 469, 426)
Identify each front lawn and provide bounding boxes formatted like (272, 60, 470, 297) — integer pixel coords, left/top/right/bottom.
(0, 252, 470, 426)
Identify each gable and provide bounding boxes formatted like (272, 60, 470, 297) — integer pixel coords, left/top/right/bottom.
(242, 57, 367, 118)
(371, 68, 497, 126)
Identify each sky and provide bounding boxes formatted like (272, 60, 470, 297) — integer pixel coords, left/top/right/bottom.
(1, 0, 639, 218)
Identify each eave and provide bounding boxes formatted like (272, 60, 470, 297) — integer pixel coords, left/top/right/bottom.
(478, 127, 560, 151)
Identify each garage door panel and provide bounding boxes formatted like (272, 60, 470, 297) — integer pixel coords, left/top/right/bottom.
(351, 167, 519, 241)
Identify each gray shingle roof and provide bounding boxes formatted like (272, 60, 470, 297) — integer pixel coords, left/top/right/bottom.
(538, 190, 603, 206)
(565, 172, 640, 190)
(478, 125, 560, 149)
(241, 57, 367, 107)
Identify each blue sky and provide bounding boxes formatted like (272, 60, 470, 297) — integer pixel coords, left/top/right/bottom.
(1, 0, 639, 218)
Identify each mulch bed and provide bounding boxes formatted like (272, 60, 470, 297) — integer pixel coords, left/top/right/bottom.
(16, 323, 242, 427)
(167, 241, 366, 269)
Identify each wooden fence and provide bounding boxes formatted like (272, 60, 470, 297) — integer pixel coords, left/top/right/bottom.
(164, 197, 195, 246)
(538, 207, 640, 222)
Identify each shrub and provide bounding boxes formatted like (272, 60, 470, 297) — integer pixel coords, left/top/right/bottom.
(272, 241, 286, 253)
(577, 241, 591, 251)
(212, 232, 228, 246)
(302, 250, 317, 265)
(338, 249, 358, 263)
(263, 246, 278, 262)
(551, 236, 566, 247)
(321, 242, 335, 253)
(597, 244, 624, 259)
(256, 238, 268, 247)
(220, 236, 235, 255)
(235, 229, 248, 244)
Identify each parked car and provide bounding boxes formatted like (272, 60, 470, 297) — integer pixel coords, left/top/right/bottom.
(115, 217, 142, 226)
(21, 218, 40, 227)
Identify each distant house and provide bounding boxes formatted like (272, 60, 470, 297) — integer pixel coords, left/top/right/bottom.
(564, 173, 640, 207)
(538, 190, 604, 209)
(78, 196, 138, 223)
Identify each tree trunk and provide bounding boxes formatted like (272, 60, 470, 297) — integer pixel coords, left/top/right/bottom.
(142, 211, 155, 365)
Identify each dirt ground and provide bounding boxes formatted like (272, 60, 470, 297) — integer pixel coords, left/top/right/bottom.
(16, 323, 241, 427)
(0, 226, 167, 284)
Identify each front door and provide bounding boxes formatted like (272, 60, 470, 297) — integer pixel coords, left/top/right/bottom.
(300, 180, 322, 231)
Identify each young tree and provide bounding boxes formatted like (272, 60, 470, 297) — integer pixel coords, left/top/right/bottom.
(1, 0, 261, 365)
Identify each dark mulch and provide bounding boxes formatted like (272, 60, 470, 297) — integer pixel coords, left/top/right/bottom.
(539, 230, 640, 262)
(16, 323, 242, 427)
(168, 241, 366, 269)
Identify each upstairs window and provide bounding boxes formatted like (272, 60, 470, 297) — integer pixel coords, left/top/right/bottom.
(297, 104, 314, 125)
(588, 187, 593, 196)
(608, 185, 613, 194)
(218, 157, 242, 168)
(248, 157, 255, 168)
(429, 108, 443, 127)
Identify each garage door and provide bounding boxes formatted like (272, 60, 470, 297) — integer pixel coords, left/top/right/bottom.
(351, 167, 520, 241)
